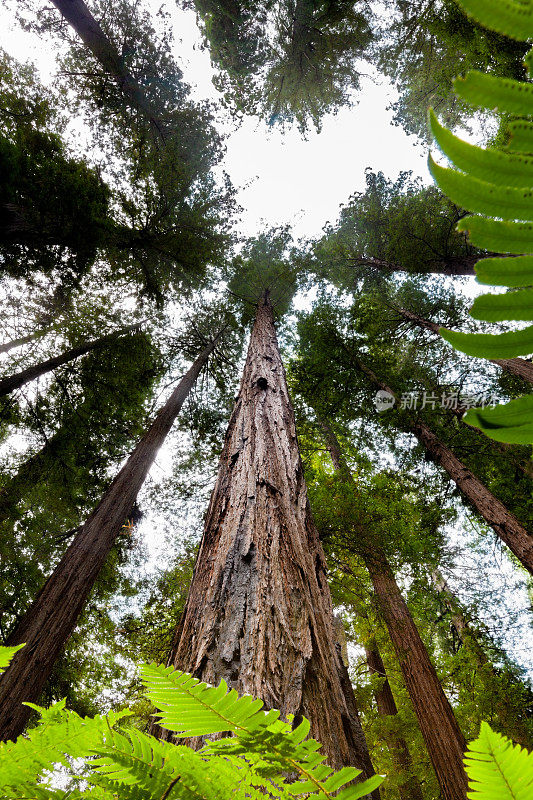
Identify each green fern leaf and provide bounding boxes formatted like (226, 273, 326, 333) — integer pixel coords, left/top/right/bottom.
(0, 644, 24, 673)
(429, 157, 533, 220)
(429, 110, 533, 187)
(457, 217, 533, 253)
(464, 721, 533, 798)
(475, 255, 533, 286)
(453, 72, 533, 115)
(463, 396, 533, 444)
(440, 325, 533, 357)
(506, 120, 533, 154)
(450, 0, 533, 40)
(140, 663, 280, 737)
(470, 288, 533, 320)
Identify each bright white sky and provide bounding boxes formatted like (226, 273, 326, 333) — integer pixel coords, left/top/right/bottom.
(0, 0, 431, 241)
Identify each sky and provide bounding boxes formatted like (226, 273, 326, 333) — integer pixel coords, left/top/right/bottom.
(0, 0, 431, 241)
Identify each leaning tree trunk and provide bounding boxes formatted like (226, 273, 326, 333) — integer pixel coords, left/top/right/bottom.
(356, 361, 533, 576)
(431, 570, 532, 749)
(49, 0, 167, 139)
(0, 327, 55, 355)
(365, 641, 424, 800)
(0, 335, 221, 742)
(396, 307, 533, 384)
(164, 294, 379, 793)
(0, 324, 139, 398)
(319, 419, 468, 800)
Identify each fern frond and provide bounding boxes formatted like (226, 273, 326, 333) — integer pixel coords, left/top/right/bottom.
(0, 644, 24, 674)
(453, 72, 533, 115)
(141, 665, 384, 800)
(440, 325, 533, 358)
(458, 217, 533, 254)
(0, 705, 129, 788)
(450, 0, 533, 40)
(429, 110, 533, 187)
(464, 721, 533, 798)
(463, 395, 533, 444)
(506, 120, 533, 154)
(428, 157, 533, 220)
(475, 255, 533, 286)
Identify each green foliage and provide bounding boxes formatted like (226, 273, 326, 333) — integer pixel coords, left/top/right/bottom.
(0, 644, 24, 674)
(429, 0, 533, 444)
(0, 646, 384, 800)
(464, 721, 533, 799)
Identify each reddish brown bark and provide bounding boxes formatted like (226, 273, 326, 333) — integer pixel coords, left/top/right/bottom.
(413, 420, 533, 575)
(164, 295, 379, 793)
(0, 324, 139, 398)
(397, 307, 533, 385)
(365, 642, 424, 800)
(0, 336, 220, 742)
(50, 0, 167, 139)
(357, 362, 533, 576)
(319, 419, 468, 800)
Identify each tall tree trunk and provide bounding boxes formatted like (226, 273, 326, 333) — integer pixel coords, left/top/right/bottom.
(319, 419, 468, 800)
(0, 335, 221, 742)
(431, 570, 532, 748)
(396, 307, 533, 384)
(356, 361, 533, 576)
(365, 641, 424, 800)
(0, 324, 139, 398)
(0, 328, 55, 355)
(49, 0, 167, 139)
(163, 294, 379, 794)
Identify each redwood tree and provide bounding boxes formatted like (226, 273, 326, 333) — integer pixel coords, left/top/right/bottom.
(0, 324, 139, 398)
(319, 418, 468, 800)
(163, 292, 379, 789)
(0, 334, 221, 741)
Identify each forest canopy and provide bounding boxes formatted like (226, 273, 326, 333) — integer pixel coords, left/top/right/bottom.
(0, 0, 532, 798)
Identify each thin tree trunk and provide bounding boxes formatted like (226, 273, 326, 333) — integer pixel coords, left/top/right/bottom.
(319, 419, 468, 800)
(0, 325, 139, 398)
(356, 361, 533, 576)
(365, 641, 424, 800)
(0, 335, 221, 742)
(431, 570, 532, 748)
(163, 294, 379, 793)
(0, 328, 55, 355)
(49, 0, 167, 139)
(396, 307, 533, 384)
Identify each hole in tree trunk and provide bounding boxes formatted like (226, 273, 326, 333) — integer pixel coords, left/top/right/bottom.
(256, 377, 268, 390)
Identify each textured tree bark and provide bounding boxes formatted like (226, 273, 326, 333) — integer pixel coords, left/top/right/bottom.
(365, 642, 424, 800)
(356, 361, 533, 576)
(431, 570, 532, 749)
(319, 419, 468, 800)
(0, 324, 139, 398)
(164, 295, 379, 794)
(49, 0, 167, 139)
(365, 553, 467, 800)
(413, 420, 533, 575)
(396, 308, 533, 385)
(0, 336, 220, 741)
